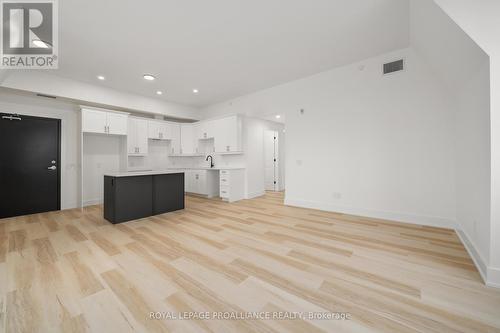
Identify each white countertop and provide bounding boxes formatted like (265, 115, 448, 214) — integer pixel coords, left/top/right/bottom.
(166, 167, 245, 170)
(105, 167, 245, 177)
(104, 170, 185, 177)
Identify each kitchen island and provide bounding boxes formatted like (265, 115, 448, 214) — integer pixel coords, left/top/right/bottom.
(103, 170, 184, 224)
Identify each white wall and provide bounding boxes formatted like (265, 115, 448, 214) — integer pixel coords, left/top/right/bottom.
(410, 0, 492, 279)
(203, 48, 456, 227)
(0, 90, 80, 209)
(453, 61, 492, 275)
(431, 0, 500, 287)
(82, 134, 126, 205)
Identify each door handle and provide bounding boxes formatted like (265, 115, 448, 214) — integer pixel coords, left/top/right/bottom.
(47, 166, 57, 170)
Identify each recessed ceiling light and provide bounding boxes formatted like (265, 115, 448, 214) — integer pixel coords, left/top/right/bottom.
(97, 75, 105, 80)
(32, 39, 50, 48)
(156, 91, 163, 95)
(192, 89, 199, 94)
(275, 115, 281, 119)
(143, 74, 156, 81)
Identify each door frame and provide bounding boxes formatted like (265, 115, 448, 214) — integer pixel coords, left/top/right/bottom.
(0, 112, 62, 213)
(264, 130, 279, 191)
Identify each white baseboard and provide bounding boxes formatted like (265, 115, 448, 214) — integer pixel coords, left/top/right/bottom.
(487, 266, 500, 288)
(456, 229, 488, 284)
(83, 198, 102, 207)
(284, 198, 456, 229)
(285, 197, 500, 289)
(61, 201, 79, 210)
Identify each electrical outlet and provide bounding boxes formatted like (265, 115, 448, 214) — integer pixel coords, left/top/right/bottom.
(332, 192, 342, 200)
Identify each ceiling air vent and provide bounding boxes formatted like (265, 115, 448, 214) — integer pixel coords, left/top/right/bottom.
(383, 59, 404, 75)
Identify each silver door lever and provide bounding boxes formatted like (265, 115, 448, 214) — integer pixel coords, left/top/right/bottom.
(48, 166, 57, 170)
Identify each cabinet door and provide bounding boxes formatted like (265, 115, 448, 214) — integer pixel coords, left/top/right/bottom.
(158, 122, 168, 140)
(82, 109, 107, 134)
(192, 123, 201, 153)
(128, 118, 148, 155)
(197, 171, 207, 195)
(192, 172, 198, 193)
(198, 121, 214, 140)
(185, 171, 194, 192)
(180, 124, 195, 154)
(225, 116, 239, 152)
(135, 118, 149, 155)
(197, 122, 205, 140)
(205, 120, 216, 139)
(153, 174, 184, 214)
(148, 120, 160, 139)
(169, 123, 181, 154)
(214, 118, 228, 153)
(127, 118, 137, 155)
(106, 113, 128, 135)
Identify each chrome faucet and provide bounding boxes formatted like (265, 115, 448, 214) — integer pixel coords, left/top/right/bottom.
(206, 155, 214, 168)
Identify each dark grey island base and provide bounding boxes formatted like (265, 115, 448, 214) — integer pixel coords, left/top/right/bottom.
(104, 171, 184, 224)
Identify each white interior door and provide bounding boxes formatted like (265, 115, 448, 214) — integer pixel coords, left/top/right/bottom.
(264, 130, 278, 191)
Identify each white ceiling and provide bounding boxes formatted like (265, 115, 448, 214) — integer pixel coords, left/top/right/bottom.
(54, 0, 409, 107)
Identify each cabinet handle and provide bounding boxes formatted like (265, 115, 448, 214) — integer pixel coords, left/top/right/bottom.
(104, 125, 107, 133)
(226, 145, 230, 152)
(107, 126, 110, 133)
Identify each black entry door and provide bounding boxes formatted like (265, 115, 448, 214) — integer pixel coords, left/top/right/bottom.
(0, 113, 61, 218)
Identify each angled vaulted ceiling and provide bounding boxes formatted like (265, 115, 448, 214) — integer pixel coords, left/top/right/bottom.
(39, 0, 411, 107)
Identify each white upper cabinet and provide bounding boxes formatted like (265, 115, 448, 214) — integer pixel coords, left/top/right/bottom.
(169, 123, 181, 154)
(148, 120, 170, 140)
(82, 107, 242, 156)
(82, 109, 106, 134)
(214, 115, 242, 153)
(82, 108, 128, 135)
(180, 124, 196, 155)
(128, 118, 148, 155)
(198, 120, 215, 140)
(106, 112, 128, 135)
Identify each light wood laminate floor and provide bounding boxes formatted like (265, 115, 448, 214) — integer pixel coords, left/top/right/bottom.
(1, 192, 499, 332)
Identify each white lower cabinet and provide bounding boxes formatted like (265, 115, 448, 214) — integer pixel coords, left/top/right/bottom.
(184, 170, 219, 197)
(219, 169, 245, 202)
